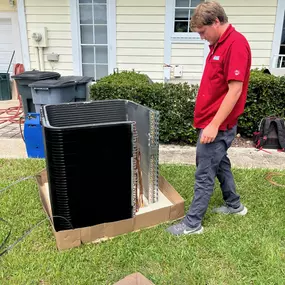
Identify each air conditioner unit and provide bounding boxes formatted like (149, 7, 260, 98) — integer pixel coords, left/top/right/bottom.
(41, 99, 159, 231)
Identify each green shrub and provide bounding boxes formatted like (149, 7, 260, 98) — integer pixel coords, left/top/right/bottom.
(90, 71, 199, 144)
(238, 69, 285, 137)
(96, 70, 152, 85)
(90, 70, 285, 144)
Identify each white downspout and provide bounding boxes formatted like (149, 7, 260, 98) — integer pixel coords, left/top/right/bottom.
(38, 47, 45, 71)
(35, 47, 40, 70)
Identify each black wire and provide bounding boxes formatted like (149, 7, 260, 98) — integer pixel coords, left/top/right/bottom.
(0, 215, 73, 257)
(0, 218, 12, 251)
(0, 174, 36, 253)
(0, 175, 34, 194)
(0, 174, 73, 257)
(0, 174, 47, 257)
(19, 116, 25, 142)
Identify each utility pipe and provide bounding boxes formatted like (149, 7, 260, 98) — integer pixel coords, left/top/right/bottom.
(38, 47, 45, 71)
(35, 47, 40, 70)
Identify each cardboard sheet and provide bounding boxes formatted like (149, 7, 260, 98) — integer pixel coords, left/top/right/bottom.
(113, 272, 154, 285)
(136, 190, 173, 215)
(36, 169, 185, 250)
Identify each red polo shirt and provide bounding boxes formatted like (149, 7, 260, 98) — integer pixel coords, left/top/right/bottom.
(194, 24, 251, 130)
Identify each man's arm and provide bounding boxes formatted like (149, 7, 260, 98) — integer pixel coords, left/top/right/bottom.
(200, 80, 243, 144)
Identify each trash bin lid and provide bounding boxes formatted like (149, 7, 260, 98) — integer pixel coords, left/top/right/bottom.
(60, 76, 94, 84)
(11, 70, 60, 80)
(29, 77, 79, 88)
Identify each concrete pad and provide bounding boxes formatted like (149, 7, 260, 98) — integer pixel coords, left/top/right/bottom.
(159, 144, 285, 170)
(0, 137, 283, 170)
(0, 138, 27, 158)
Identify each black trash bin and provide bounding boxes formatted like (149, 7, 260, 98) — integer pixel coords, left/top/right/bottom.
(59, 76, 93, 101)
(0, 73, 12, 100)
(12, 70, 60, 115)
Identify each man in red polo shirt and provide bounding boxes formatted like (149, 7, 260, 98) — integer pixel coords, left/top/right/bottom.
(167, 1, 251, 236)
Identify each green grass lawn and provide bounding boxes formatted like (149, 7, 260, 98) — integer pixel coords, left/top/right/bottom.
(0, 159, 285, 285)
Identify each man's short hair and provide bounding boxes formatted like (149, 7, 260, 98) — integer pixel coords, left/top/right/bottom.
(190, 1, 228, 31)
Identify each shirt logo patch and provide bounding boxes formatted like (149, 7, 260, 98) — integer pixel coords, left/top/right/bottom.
(213, 56, 220, 60)
(234, 70, 240, 76)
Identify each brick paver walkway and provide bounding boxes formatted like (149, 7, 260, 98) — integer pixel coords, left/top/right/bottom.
(0, 122, 22, 139)
(0, 100, 24, 139)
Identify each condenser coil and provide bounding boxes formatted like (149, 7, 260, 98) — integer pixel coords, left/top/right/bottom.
(41, 99, 159, 231)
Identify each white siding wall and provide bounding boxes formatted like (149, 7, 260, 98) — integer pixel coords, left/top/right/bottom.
(170, 0, 278, 84)
(22, 0, 278, 81)
(25, 0, 73, 75)
(0, 1, 17, 12)
(116, 0, 165, 81)
(170, 43, 204, 84)
(221, 0, 277, 69)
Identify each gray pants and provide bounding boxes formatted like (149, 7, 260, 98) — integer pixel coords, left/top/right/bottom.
(183, 126, 241, 228)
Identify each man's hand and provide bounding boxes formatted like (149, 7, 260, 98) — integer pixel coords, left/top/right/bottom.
(200, 124, 219, 144)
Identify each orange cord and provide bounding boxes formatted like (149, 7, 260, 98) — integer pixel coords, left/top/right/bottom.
(265, 172, 285, 188)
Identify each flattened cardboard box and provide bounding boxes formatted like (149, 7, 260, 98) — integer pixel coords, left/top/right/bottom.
(113, 272, 154, 285)
(36, 169, 185, 251)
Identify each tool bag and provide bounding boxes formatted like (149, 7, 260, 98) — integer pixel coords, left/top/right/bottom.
(253, 116, 285, 151)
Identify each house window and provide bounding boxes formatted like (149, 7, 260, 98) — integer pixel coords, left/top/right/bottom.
(79, 0, 108, 80)
(174, 0, 204, 33)
(278, 12, 285, 67)
(171, 0, 205, 42)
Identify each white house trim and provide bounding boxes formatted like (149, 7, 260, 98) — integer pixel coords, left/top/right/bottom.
(107, 0, 116, 75)
(70, 0, 116, 77)
(70, 0, 81, 75)
(171, 33, 202, 42)
(164, 0, 173, 82)
(270, 0, 285, 68)
(164, 0, 208, 81)
(17, 0, 30, 71)
(170, 0, 204, 43)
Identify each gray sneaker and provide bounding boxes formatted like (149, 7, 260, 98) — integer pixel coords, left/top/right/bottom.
(212, 203, 248, 216)
(166, 222, 203, 236)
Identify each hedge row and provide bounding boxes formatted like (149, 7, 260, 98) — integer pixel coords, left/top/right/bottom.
(90, 70, 285, 144)
(238, 69, 285, 137)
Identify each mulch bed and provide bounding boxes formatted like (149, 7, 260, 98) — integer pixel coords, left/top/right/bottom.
(232, 135, 254, 148)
